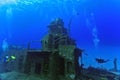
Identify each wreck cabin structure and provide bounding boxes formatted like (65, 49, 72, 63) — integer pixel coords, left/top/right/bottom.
(19, 18, 82, 80)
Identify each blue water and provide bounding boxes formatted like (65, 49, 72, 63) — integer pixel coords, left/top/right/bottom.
(0, 0, 120, 70)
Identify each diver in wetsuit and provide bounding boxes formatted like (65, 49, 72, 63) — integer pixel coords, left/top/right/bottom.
(95, 58, 109, 63)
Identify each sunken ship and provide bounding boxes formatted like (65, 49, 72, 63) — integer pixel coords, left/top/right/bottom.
(0, 18, 120, 80)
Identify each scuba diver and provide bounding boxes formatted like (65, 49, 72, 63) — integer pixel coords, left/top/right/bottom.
(95, 58, 109, 63)
(3, 55, 16, 63)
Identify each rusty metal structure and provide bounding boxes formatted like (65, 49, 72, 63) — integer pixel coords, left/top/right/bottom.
(2, 18, 83, 80)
